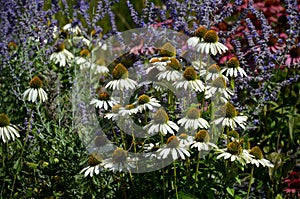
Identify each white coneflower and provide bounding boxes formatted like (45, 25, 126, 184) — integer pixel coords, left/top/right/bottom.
(62, 21, 81, 35)
(157, 57, 182, 81)
(191, 130, 218, 151)
(0, 113, 19, 143)
(102, 148, 136, 172)
(216, 141, 253, 165)
(135, 94, 161, 113)
(147, 57, 170, 73)
(177, 107, 210, 130)
(248, 146, 274, 168)
(178, 133, 194, 148)
(23, 76, 48, 103)
(80, 153, 102, 177)
(75, 49, 109, 75)
(213, 102, 248, 129)
(90, 91, 118, 110)
(200, 64, 222, 81)
(118, 104, 139, 116)
(205, 76, 233, 100)
(104, 104, 122, 121)
(105, 63, 137, 90)
(157, 135, 190, 160)
(174, 67, 205, 92)
(144, 109, 179, 136)
(50, 43, 74, 67)
(187, 26, 208, 48)
(197, 30, 228, 56)
(221, 57, 247, 77)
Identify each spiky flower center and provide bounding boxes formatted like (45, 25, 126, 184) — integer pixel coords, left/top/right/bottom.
(195, 130, 209, 142)
(112, 63, 128, 79)
(95, 58, 105, 65)
(98, 92, 110, 100)
(186, 107, 200, 119)
(94, 135, 108, 147)
(267, 36, 278, 46)
(203, 30, 218, 43)
(0, 113, 10, 127)
(250, 146, 263, 160)
(228, 130, 239, 139)
(150, 57, 170, 63)
(153, 109, 169, 124)
(227, 141, 242, 155)
(194, 26, 207, 38)
(179, 133, 188, 139)
(112, 148, 127, 163)
(125, 104, 135, 110)
(166, 135, 180, 148)
(208, 64, 220, 73)
(8, 41, 18, 50)
(167, 58, 181, 71)
(160, 42, 176, 57)
(221, 103, 237, 118)
(212, 76, 226, 88)
(29, 76, 43, 88)
(183, 67, 197, 81)
(111, 104, 122, 113)
(55, 43, 65, 52)
(80, 49, 90, 57)
(240, 138, 251, 150)
(227, 57, 240, 68)
(88, 153, 102, 166)
(138, 94, 150, 105)
(290, 46, 300, 58)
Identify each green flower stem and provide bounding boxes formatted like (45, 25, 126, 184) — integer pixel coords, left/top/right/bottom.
(161, 134, 166, 199)
(246, 167, 254, 199)
(193, 151, 201, 195)
(173, 161, 179, 199)
(10, 108, 33, 199)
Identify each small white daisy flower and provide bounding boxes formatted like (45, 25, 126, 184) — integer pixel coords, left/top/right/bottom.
(0, 113, 19, 143)
(80, 153, 102, 177)
(221, 57, 247, 77)
(197, 30, 228, 56)
(75, 56, 109, 75)
(205, 76, 233, 100)
(62, 21, 81, 35)
(174, 67, 205, 92)
(23, 76, 48, 103)
(177, 107, 210, 130)
(102, 148, 136, 172)
(190, 130, 218, 151)
(135, 94, 161, 113)
(248, 146, 274, 168)
(157, 136, 190, 160)
(144, 109, 179, 136)
(90, 91, 118, 110)
(213, 102, 248, 129)
(105, 63, 137, 90)
(50, 43, 74, 67)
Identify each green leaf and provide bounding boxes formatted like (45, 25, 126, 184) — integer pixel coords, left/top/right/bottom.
(226, 187, 235, 197)
(288, 115, 294, 142)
